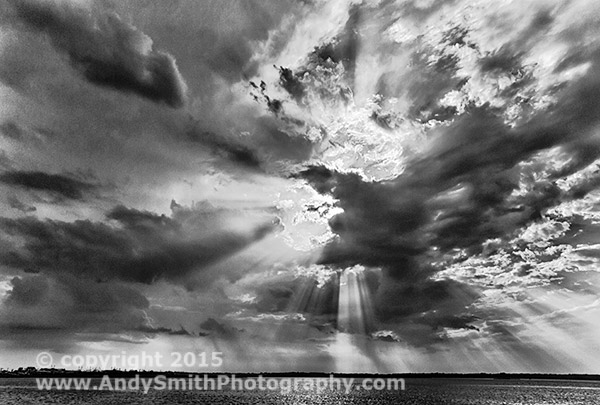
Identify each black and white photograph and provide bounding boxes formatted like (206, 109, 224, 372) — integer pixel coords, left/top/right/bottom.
(1, 0, 600, 403)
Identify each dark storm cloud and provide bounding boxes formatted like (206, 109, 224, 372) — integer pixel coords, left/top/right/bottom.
(375, 278, 479, 321)
(480, 46, 524, 75)
(0, 121, 24, 141)
(405, 53, 464, 122)
(0, 121, 52, 145)
(185, 128, 263, 169)
(8, 0, 187, 107)
(277, 67, 307, 103)
(199, 318, 239, 338)
(182, 83, 316, 171)
(0, 273, 153, 348)
(0, 203, 281, 285)
(0, 170, 96, 200)
(299, 46, 600, 321)
(479, 9, 554, 75)
(369, 24, 472, 123)
(5, 275, 49, 307)
(254, 276, 339, 317)
(422, 314, 479, 332)
(297, 167, 429, 271)
(135, 324, 200, 337)
(381, 313, 480, 348)
(4, 275, 149, 317)
(6, 195, 37, 213)
(118, 0, 299, 88)
(369, 276, 481, 346)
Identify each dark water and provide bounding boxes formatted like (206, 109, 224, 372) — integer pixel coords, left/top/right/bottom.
(1, 378, 600, 404)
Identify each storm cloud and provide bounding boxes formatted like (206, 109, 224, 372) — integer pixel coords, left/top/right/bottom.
(7, 0, 187, 107)
(0, 170, 97, 200)
(2, 0, 600, 372)
(0, 202, 281, 285)
(297, 27, 600, 325)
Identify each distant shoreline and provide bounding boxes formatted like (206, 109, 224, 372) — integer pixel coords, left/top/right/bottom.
(2, 369, 600, 381)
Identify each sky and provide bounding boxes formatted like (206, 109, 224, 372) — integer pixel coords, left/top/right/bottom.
(1, 0, 600, 373)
